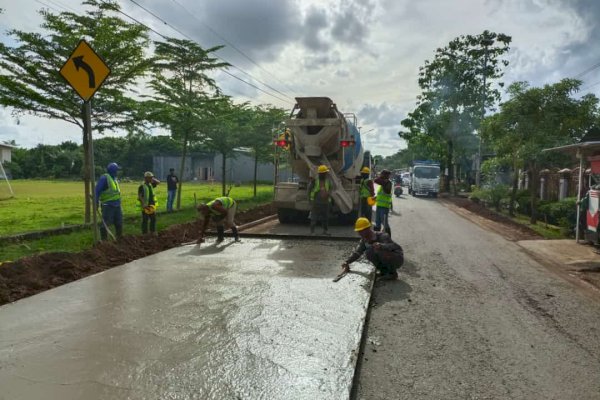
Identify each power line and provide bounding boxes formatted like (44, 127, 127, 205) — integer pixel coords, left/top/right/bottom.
(170, 0, 298, 97)
(125, 0, 293, 104)
(573, 60, 600, 79)
(581, 80, 600, 91)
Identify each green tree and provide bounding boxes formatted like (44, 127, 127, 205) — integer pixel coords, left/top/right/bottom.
(483, 79, 599, 222)
(145, 37, 228, 209)
(245, 105, 286, 197)
(401, 30, 511, 192)
(0, 0, 152, 221)
(202, 97, 252, 196)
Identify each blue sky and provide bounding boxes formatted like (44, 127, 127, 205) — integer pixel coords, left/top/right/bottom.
(1, 0, 600, 156)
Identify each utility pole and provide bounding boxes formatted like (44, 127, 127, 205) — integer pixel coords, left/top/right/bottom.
(476, 41, 491, 188)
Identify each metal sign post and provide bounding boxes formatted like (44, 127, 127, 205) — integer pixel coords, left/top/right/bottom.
(59, 40, 111, 244)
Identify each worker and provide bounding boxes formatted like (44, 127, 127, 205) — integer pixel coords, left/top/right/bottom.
(341, 217, 404, 280)
(138, 171, 158, 235)
(308, 165, 332, 236)
(358, 166, 375, 221)
(374, 169, 393, 234)
(95, 162, 123, 241)
(166, 168, 178, 212)
(197, 196, 239, 244)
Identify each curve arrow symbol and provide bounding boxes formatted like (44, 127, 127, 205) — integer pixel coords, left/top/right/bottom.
(72, 56, 96, 88)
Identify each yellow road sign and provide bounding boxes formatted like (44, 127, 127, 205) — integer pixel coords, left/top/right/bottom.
(59, 39, 111, 101)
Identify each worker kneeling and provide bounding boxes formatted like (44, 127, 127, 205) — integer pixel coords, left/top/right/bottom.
(341, 217, 404, 280)
(197, 196, 240, 244)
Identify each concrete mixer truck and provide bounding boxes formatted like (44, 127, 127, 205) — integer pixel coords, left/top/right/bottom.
(273, 97, 369, 223)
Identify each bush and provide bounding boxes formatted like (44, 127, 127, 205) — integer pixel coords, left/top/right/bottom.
(538, 197, 577, 231)
(515, 189, 531, 216)
(470, 184, 509, 211)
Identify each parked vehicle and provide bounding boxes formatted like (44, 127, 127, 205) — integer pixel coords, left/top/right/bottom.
(409, 161, 440, 197)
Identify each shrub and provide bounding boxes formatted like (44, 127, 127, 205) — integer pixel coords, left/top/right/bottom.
(515, 189, 531, 216)
(470, 185, 509, 211)
(537, 197, 577, 231)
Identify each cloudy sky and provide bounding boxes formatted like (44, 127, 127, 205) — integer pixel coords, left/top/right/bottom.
(1, 0, 600, 156)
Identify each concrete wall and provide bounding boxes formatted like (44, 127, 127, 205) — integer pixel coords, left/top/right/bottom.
(153, 155, 214, 181)
(213, 152, 275, 183)
(0, 146, 11, 163)
(153, 153, 274, 183)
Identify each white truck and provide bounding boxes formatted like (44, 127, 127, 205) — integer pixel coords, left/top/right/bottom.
(409, 161, 440, 197)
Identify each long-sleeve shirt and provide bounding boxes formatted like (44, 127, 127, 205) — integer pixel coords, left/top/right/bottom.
(95, 173, 121, 207)
(345, 232, 404, 267)
(374, 177, 392, 194)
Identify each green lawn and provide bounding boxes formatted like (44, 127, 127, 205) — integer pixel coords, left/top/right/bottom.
(0, 180, 273, 236)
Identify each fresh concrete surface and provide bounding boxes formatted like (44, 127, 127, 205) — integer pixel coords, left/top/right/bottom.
(0, 238, 373, 400)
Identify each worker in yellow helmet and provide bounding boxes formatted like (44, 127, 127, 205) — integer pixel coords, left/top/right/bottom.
(308, 165, 332, 235)
(339, 217, 404, 281)
(138, 171, 159, 235)
(196, 196, 239, 244)
(358, 166, 375, 221)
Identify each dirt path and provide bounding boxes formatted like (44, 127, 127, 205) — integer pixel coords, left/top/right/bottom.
(0, 204, 274, 305)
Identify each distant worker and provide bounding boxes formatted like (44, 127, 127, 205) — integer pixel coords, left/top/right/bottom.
(374, 169, 393, 235)
(95, 162, 123, 241)
(358, 166, 375, 221)
(308, 165, 333, 236)
(138, 171, 158, 235)
(341, 217, 404, 280)
(197, 196, 240, 244)
(166, 168, 179, 212)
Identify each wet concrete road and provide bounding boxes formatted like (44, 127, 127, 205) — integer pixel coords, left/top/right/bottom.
(0, 238, 372, 400)
(356, 194, 600, 399)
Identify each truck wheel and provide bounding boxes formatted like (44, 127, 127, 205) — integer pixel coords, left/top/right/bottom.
(277, 208, 294, 224)
(338, 210, 358, 225)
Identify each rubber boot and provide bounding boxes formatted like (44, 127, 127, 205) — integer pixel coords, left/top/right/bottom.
(231, 225, 240, 242)
(216, 225, 225, 243)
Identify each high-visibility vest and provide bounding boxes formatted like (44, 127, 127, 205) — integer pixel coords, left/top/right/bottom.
(99, 173, 120, 203)
(376, 184, 392, 208)
(207, 197, 235, 215)
(359, 178, 372, 198)
(137, 183, 157, 209)
(310, 179, 331, 200)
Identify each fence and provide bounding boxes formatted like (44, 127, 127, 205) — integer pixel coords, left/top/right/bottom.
(518, 168, 587, 202)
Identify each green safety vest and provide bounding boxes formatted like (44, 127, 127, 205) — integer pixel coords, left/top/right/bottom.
(359, 178, 372, 198)
(99, 173, 120, 203)
(207, 197, 235, 215)
(137, 183, 157, 209)
(376, 184, 392, 208)
(310, 179, 331, 200)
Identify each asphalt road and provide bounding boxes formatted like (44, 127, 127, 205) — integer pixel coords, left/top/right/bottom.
(355, 193, 600, 400)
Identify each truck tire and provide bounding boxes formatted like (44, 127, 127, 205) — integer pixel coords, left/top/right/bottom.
(277, 208, 294, 224)
(338, 210, 358, 225)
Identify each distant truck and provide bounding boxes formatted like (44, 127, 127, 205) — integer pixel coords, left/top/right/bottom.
(409, 161, 440, 197)
(273, 97, 367, 223)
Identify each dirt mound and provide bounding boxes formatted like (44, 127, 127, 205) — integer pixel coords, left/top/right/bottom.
(443, 196, 542, 240)
(0, 204, 275, 305)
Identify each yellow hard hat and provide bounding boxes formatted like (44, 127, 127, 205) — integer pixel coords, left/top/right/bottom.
(361, 166, 370, 174)
(317, 165, 329, 173)
(354, 217, 371, 232)
(143, 204, 156, 215)
(367, 196, 376, 206)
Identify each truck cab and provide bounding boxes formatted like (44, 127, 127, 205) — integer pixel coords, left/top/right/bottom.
(409, 162, 440, 197)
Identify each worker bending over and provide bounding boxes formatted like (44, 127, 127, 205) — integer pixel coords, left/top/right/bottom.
(197, 196, 240, 244)
(341, 217, 404, 281)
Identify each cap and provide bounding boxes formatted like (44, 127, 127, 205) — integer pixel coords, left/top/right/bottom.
(144, 171, 154, 178)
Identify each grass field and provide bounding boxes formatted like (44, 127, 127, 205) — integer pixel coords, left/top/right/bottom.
(0, 180, 273, 236)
